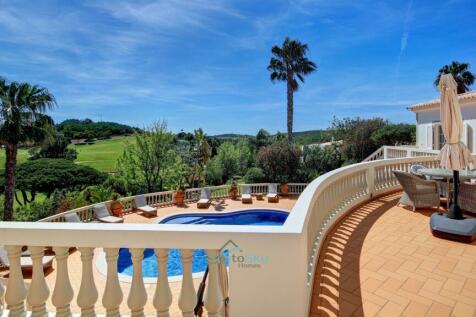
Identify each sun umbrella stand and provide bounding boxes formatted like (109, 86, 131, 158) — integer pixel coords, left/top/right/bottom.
(446, 170, 463, 220)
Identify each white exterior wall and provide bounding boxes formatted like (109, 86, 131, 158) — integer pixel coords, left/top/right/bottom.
(414, 101, 476, 153)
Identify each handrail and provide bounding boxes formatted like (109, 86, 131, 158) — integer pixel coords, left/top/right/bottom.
(363, 145, 439, 162)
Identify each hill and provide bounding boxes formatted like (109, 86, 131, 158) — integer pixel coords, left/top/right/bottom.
(292, 130, 332, 145)
(57, 119, 137, 140)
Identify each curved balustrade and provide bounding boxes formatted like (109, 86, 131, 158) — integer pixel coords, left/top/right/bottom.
(2, 156, 466, 316)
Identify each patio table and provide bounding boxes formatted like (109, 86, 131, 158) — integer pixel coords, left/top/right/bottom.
(419, 168, 476, 209)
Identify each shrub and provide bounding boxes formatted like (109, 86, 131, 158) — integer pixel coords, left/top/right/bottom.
(257, 142, 302, 183)
(301, 144, 343, 181)
(244, 167, 266, 183)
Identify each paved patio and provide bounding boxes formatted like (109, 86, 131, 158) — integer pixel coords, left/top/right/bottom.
(309, 192, 476, 317)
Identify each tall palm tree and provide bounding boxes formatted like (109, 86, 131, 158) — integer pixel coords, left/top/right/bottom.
(0, 78, 56, 220)
(434, 61, 475, 94)
(268, 37, 317, 142)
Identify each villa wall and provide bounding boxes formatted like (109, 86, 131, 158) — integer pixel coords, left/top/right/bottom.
(414, 101, 476, 153)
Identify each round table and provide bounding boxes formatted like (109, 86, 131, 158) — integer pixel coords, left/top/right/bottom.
(418, 168, 476, 209)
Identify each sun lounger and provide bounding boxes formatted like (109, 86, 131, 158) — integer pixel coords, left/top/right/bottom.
(134, 195, 157, 216)
(197, 188, 212, 209)
(241, 185, 252, 204)
(266, 184, 279, 202)
(93, 203, 124, 223)
(0, 246, 54, 271)
(64, 212, 81, 222)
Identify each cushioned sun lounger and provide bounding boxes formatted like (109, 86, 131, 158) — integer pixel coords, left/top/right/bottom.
(197, 188, 212, 209)
(93, 203, 124, 223)
(241, 185, 252, 204)
(134, 195, 157, 216)
(266, 183, 279, 202)
(0, 245, 54, 271)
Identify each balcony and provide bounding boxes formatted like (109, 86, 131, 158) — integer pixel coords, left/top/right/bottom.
(0, 158, 475, 317)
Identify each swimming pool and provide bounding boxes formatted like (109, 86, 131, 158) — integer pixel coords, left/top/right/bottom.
(158, 209, 289, 226)
(116, 209, 288, 278)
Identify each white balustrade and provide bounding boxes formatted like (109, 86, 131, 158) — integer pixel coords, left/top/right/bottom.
(27, 246, 49, 317)
(52, 247, 74, 317)
(127, 249, 147, 317)
(102, 248, 123, 317)
(178, 249, 196, 317)
(204, 250, 223, 317)
(153, 249, 172, 317)
(4, 246, 27, 317)
(77, 247, 98, 317)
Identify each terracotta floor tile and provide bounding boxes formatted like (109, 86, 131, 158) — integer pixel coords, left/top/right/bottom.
(308, 192, 476, 317)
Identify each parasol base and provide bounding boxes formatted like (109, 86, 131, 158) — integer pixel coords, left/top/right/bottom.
(430, 213, 476, 243)
(446, 204, 464, 220)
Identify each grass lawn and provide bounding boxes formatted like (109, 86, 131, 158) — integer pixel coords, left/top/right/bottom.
(0, 135, 133, 174)
(70, 136, 133, 173)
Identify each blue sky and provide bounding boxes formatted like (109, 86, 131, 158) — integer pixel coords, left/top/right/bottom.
(0, 0, 475, 135)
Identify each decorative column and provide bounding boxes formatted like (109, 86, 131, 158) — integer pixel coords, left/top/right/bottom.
(27, 246, 50, 317)
(127, 249, 147, 317)
(102, 248, 123, 317)
(153, 249, 172, 317)
(178, 249, 196, 317)
(204, 250, 223, 317)
(77, 248, 98, 317)
(52, 247, 74, 317)
(4, 246, 27, 317)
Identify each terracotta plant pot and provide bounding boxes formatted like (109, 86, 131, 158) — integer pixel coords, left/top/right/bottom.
(229, 184, 238, 200)
(175, 191, 185, 206)
(110, 201, 123, 217)
(280, 183, 289, 195)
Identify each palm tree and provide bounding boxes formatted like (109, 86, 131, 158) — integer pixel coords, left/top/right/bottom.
(0, 78, 56, 220)
(434, 61, 475, 94)
(267, 37, 317, 142)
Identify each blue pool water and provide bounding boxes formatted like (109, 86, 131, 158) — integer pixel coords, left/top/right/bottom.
(117, 209, 288, 277)
(158, 209, 289, 226)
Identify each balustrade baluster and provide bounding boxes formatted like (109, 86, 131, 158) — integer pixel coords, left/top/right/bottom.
(77, 247, 98, 317)
(102, 248, 123, 317)
(0, 276, 4, 315)
(52, 247, 74, 317)
(27, 246, 49, 317)
(153, 249, 172, 317)
(127, 249, 147, 317)
(204, 250, 222, 317)
(178, 249, 196, 317)
(5, 246, 27, 317)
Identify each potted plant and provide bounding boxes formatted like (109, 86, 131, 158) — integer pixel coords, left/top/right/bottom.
(110, 193, 123, 217)
(229, 181, 238, 200)
(280, 182, 289, 195)
(174, 181, 186, 206)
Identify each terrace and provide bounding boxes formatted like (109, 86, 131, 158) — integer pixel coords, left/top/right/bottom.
(0, 157, 475, 317)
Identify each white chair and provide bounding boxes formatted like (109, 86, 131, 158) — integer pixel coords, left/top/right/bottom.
(266, 184, 279, 203)
(241, 185, 252, 204)
(93, 203, 124, 223)
(197, 188, 212, 209)
(134, 195, 157, 216)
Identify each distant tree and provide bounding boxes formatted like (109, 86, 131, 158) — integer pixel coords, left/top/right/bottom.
(268, 37, 317, 142)
(254, 129, 271, 149)
(117, 121, 184, 193)
(371, 124, 415, 146)
(331, 117, 387, 163)
(0, 78, 56, 220)
(190, 128, 211, 187)
(434, 61, 475, 94)
(29, 134, 77, 160)
(244, 167, 266, 183)
(15, 159, 106, 202)
(257, 141, 302, 183)
(56, 119, 136, 139)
